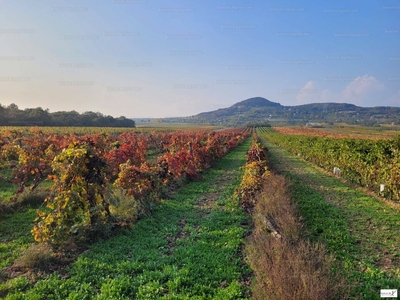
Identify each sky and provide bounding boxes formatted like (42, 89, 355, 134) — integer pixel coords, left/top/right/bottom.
(0, 0, 399, 118)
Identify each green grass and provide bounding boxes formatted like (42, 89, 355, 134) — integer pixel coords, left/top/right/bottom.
(3, 138, 252, 299)
(0, 168, 15, 203)
(0, 174, 50, 297)
(0, 209, 37, 271)
(258, 131, 400, 299)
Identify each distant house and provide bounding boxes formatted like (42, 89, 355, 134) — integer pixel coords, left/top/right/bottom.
(305, 122, 324, 128)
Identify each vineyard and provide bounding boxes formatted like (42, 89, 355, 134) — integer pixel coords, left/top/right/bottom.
(0, 127, 253, 297)
(0, 127, 250, 229)
(272, 125, 400, 140)
(0, 125, 223, 136)
(259, 127, 400, 202)
(1, 125, 399, 299)
(272, 126, 384, 140)
(257, 127, 400, 299)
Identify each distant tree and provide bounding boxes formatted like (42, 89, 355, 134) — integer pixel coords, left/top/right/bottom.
(7, 103, 19, 111)
(0, 103, 135, 127)
(25, 107, 51, 125)
(0, 105, 5, 125)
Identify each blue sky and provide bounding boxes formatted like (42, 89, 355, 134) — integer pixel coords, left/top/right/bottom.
(0, 0, 399, 117)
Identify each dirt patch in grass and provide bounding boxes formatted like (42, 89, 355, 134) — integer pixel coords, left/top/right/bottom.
(195, 192, 219, 210)
(176, 219, 188, 240)
(194, 170, 235, 212)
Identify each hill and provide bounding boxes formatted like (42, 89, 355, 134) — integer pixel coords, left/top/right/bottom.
(167, 97, 400, 126)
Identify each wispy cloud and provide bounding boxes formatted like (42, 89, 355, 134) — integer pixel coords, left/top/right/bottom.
(294, 75, 386, 106)
(342, 75, 384, 101)
(296, 80, 318, 104)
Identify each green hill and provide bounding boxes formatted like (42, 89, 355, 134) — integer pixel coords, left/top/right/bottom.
(167, 97, 400, 126)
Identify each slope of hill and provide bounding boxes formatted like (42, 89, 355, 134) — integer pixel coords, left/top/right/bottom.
(167, 97, 400, 126)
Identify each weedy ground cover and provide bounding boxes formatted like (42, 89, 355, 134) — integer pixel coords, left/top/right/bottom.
(0, 168, 15, 204)
(3, 138, 252, 299)
(237, 135, 346, 299)
(0, 208, 37, 298)
(259, 130, 400, 299)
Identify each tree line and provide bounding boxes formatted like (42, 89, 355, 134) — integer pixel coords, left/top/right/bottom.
(0, 103, 135, 127)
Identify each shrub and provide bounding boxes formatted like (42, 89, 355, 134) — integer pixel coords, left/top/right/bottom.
(32, 142, 113, 250)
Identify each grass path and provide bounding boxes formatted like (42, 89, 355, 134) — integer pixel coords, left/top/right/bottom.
(0, 209, 37, 272)
(4, 138, 252, 299)
(259, 131, 400, 299)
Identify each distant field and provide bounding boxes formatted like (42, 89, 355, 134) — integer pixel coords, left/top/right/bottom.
(1, 123, 398, 138)
(0, 124, 223, 135)
(320, 123, 400, 138)
(273, 124, 400, 140)
(135, 122, 224, 130)
(0, 126, 140, 135)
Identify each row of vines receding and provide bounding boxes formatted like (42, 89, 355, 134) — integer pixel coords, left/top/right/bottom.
(0, 127, 250, 250)
(258, 126, 400, 202)
(235, 133, 269, 212)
